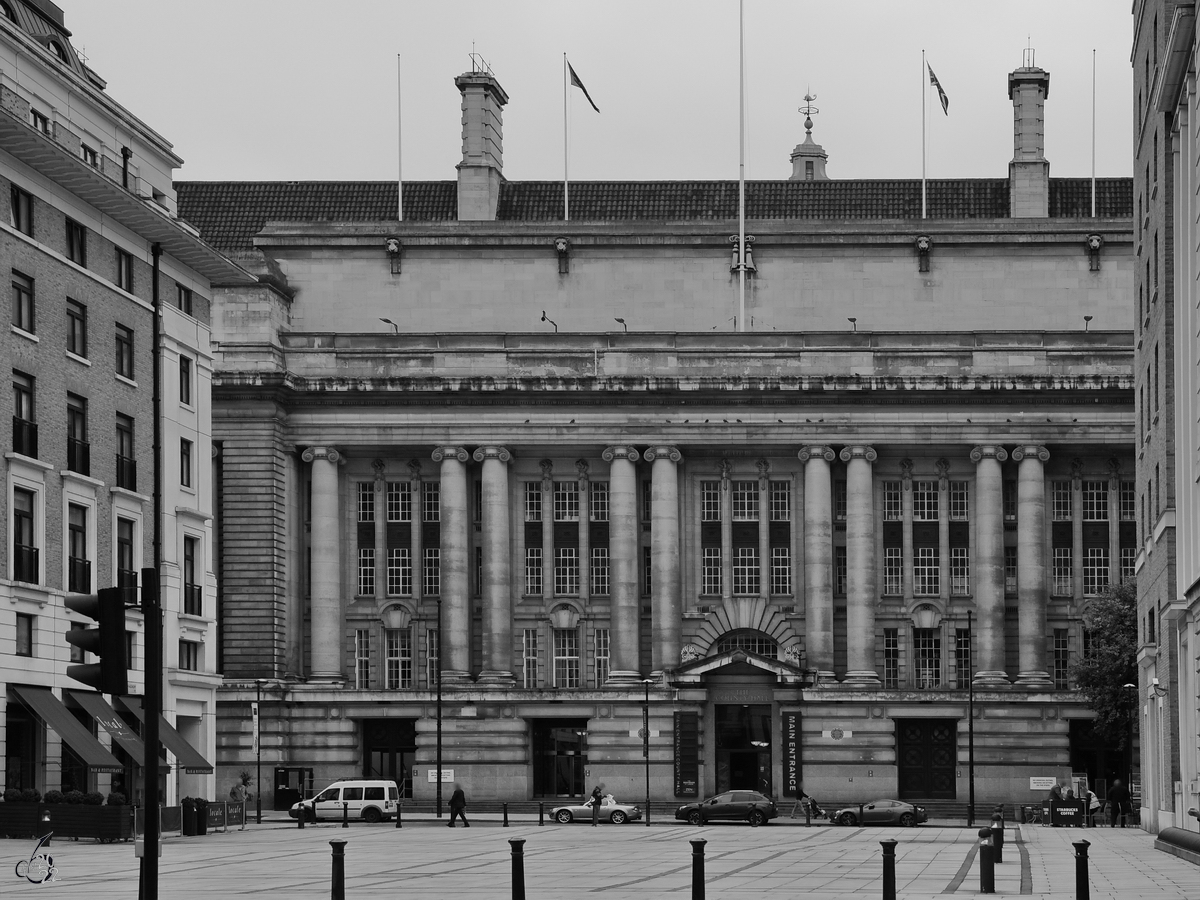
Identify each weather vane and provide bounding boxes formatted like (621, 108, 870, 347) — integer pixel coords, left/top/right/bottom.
(799, 90, 819, 136)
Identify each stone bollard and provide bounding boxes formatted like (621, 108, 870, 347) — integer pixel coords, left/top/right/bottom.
(342, 802, 349, 829)
(395, 802, 402, 829)
(991, 814, 1004, 864)
(329, 839, 347, 900)
(509, 838, 526, 900)
(1073, 839, 1090, 900)
(880, 839, 897, 900)
(690, 838, 707, 900)
(538, 802, 544, 826)
(977, 827, 995, 894)
(503, 802, 509, 827)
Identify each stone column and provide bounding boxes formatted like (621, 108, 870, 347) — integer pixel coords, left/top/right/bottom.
(474, 446, 514, 684)
(841, 446, 880, 685)
(605, 445, 642, 684)
(799, 446, 836, 680)
(433, 446, 471, 683)
(646, 446, 682, 673)
(303, 446, 344, 681)
(971, 445, 1009, 685)
(1013, 445, 1052, 687)
(757, 459, 771, 601)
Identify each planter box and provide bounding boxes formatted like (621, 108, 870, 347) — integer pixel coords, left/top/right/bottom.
(0, 804, 133, 842)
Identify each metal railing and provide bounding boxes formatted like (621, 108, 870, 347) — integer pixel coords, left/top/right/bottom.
(67, 437, 90, 475)
(13, 417, 37, 458)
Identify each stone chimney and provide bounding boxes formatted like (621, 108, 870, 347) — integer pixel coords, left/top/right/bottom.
(455, 70, 508, 221)
(1008, 59, 1050, 217)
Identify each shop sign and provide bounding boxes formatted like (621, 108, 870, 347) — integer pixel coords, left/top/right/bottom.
(782, 711, 801, 797)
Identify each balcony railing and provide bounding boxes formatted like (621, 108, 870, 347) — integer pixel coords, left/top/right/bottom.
(116, 455, 137, 491)
(67, 437, 90, 475)
(68, 557, 91, 593)
(183, 584, 203, 617)
(13, 417, 37, 458)
(13, 544, 39, 584)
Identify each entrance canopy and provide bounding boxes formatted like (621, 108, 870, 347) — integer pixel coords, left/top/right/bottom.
(669, 648, 807, 687)
(9, 685, 123, 773)
(119, 696, 214, 774)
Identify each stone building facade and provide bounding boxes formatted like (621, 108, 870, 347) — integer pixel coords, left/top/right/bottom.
(0, 0, 249, 805)
(181, 62, 1135, 810)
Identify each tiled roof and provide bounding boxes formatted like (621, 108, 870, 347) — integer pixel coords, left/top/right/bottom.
(175, 177, 1133, 255)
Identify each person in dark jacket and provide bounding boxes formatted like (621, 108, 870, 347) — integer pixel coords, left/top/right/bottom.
(448, 783, 469, 828)
(590, 783, 605, 827)
(1108, 780, 1132, 827)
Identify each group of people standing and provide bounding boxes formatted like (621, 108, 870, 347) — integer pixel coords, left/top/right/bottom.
(1048, 778, 1133, 827)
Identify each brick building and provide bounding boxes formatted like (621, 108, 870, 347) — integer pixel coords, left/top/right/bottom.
(180, 60, 1136, 812)
(1, 0, 251, 805)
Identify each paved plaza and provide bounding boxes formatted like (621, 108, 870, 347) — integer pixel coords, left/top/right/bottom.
(3, 817, 1195, 899)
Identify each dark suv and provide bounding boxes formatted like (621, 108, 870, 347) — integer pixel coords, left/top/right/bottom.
(675, 790, 777, 826)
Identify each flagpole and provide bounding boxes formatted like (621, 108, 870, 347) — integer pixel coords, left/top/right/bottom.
(921, 49, 927, 220)
(403, 52, 408, 222)
(563, 53, 570, 222)
(737, 0, 745, 333)
(1091, 48, 1096, 218)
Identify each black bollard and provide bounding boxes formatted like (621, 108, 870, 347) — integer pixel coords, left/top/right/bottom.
(690, 838, 707, 900)
(1073, 839, 1090, 900)
(991, 815, 1004, 864)
(538, 802, 544, 826)
(298, 807, 305, 829)
(329, 839, 347, 900)
(395, 802, 402, 829)
(859, 803, 865, 825)
(804, 802, 811, 827)
(342, 802, 349, 829)
(509, 838, 526, 900)
(977, 827, 994, 894)
(880, 839, 897, 900)
(503, 802, 509, 827)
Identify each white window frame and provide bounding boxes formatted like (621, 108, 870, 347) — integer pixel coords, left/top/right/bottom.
(732, 480, 758, 521)
(357, 482, 375, 522)
(1052, 547, 1073, 596)
(1083, 547, 1109, 595)
(701, 481, 721, 522)
(913, 481, 939, 521)
(950, 547, 970, 595)
(1082, 481, 1108, 521)
(949, 481, 969, 520)
(769, 480, 791, 521)
(590, 546, 609, 595)
(914, 546, 939, 596)
(770, 546, 791, 595)
(553, 481, 579, 522)
(523, 628, 540, 688)
(589, 481, 609, 521)
(387, 547, 412, 596)
(883, 481, 902, 521)
(422, 482, 440, 522)
(702, 547, 721, 595)
(525, 547, 543, 595)
(594, 628, 610, 686)
(386, 482, 411, 522)
(553, 628, 580, 689)
(732, 546, 758, 595)
(554, 546, 579, 596)
(423, 547, 440, 596)
(1051, 481, 1072, 521)
(355, 629, 371, 689)
(385, 627, 412, 690)
(524, 482, 542, 521)
(358, 548, 375, 596)
(883, 547, 902, 595)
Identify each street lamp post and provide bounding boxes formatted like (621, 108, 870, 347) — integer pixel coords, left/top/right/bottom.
(255, 679, 263, 825)
(967, 611, 975, 829)
(436, 597, 443, 819)
(642, 678, 654, 827)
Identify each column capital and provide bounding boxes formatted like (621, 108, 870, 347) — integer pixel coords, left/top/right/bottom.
(970, 445, 1009, 464)
(603, 445, 642, 463)
(472, 445, 512, 463)
(644, 445, 682, 463)
(432, 446, 469, 463)
(797, 445, 835, 463)
(839, 445, 878, 463)
(1011, 445, 1050, 463)
(302, 446, 342, 464)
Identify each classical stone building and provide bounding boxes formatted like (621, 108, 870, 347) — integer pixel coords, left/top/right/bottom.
(1, 0, 247, 804)
(180, 61, 1135, 811)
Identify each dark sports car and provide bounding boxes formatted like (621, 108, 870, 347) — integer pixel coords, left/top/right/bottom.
(675, 790, 777, 826)
(832, 799, 927, 826)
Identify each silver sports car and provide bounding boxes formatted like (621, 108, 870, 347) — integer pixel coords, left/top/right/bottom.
(550, 796, 643, 824)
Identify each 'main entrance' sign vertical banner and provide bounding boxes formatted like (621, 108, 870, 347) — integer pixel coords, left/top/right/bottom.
(782, 711, 801, 797)
(673, 712, 699, 797)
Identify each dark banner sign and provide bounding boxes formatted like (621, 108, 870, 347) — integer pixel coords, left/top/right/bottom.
(674, 711, 699, 798)
(782, 711, 801, 797)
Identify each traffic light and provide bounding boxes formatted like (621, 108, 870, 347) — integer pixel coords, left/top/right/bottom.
(65, 587, 128, 695)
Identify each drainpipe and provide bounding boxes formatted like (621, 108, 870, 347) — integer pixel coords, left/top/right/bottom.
(121, 146, 132, 190)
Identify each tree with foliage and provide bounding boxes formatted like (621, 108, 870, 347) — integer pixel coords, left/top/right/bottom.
(1071, 581, 1138, 749)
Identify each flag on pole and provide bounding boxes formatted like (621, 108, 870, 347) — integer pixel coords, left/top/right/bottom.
(928, 63, 949, 115)
(568, 60, 600, 113)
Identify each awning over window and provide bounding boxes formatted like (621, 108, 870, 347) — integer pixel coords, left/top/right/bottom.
(9, 686, 123, 773)
(119, 696, 214, 774)
(67, 691, 167, 772)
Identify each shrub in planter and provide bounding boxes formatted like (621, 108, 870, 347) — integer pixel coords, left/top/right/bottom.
(83, 791, 104, 806)
(64, 790, 84, 805)
(106, 792, 125, 806)
(4, 788, 21, 803)
(43, 790, 64, 804)
(19, 788, 40, 803)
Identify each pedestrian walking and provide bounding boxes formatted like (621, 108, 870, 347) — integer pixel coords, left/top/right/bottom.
(1108, 779, 1132, 828)
(590, 783, 605, 827)
(1086, 789, 1101, 827)
(447, 783, 469, 828)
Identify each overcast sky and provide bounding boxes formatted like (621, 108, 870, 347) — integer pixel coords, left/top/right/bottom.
(67, 1, 1133, 184)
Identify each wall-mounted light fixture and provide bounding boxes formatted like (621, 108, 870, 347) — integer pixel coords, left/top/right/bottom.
(1085, 234, 1104, 271)
(915, 235, 932, 273)
(848, 317, 857, 332)
(380, 317, 398, 334)
(614, 317, 627, 333)
(728, 234, 757, 274)
(540, 310, 558, 333)
(385, 237, 402, 274)
(554, 237, 571, 274)
(1083, 315, 1093, 332)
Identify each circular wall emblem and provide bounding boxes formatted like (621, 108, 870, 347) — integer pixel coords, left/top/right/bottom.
(830, 727, 845, 741)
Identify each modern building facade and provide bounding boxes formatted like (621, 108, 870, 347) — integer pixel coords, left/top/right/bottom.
(0, 0, 248, 805)
(1151, 0, 1200, 835)
(181, 61, 1135, 810)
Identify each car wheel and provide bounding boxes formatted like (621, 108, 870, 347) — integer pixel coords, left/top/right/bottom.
(899, 812, 916, 827)
(363, 807, 382, 824)
(688, 810, 704, 826)
(838, 812, 857, 826)
(555, 810, 573, 824)
(748, 809, 766, 827)
(305, 808, 316, 824)
(610, 810, 628, 825)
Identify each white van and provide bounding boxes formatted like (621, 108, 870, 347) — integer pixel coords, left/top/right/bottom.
(288, 780, 399, 823)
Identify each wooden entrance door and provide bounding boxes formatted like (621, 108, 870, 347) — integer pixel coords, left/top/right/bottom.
(897, 719, 957, 799)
